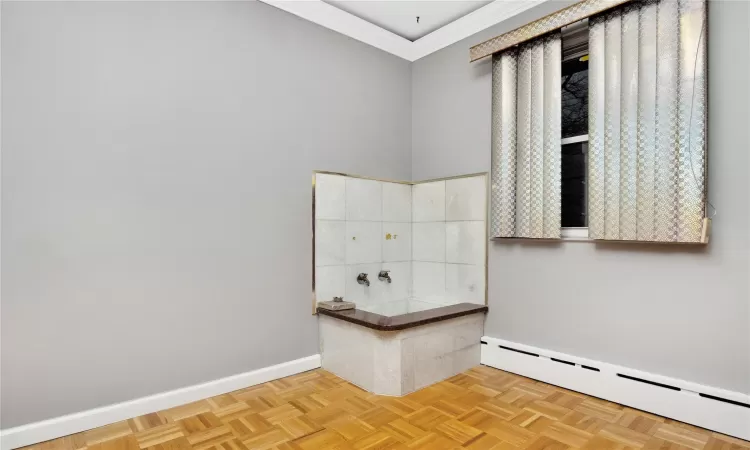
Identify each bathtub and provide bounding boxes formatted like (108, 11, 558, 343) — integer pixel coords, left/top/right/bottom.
(356, 298, 446, 315)
(317, 300, 487, 396)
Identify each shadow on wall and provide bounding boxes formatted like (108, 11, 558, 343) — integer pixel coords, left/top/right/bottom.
(472, 57, 493, 80)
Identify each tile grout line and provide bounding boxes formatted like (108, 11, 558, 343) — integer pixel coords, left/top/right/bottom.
(411, 184, 416, 301)
(343, 177, 347, 303)
(444, 180, 448, 302)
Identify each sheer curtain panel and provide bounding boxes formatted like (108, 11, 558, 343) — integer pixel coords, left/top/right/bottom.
(588, 0, 707, 242)
(490, 33, 562, 239)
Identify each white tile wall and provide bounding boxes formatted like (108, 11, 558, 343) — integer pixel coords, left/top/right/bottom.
(382, 182, 411, 222)
(382, 222, 411, 262)
(315, 174, 346, 220)
(346, 178, 382, 221)
(412, 181, 445, 222)
(377, 261, 411, 302)
(346, 221, 381, 264)
(445, 264, 485, 305)
(314, 173, 486, 308)
(412, 262, 446, 304)
(316, 175, 412, 306)
(412, 222, 445, 262)
(315, 220, 346, 266)
(315, 265, 346, 303)
(446, 221, 485, 265)
(345, 263, 382, 304)
(446, 176, 486, 221)
(412, 175, 485, 305)
(346, 262, 412, 305)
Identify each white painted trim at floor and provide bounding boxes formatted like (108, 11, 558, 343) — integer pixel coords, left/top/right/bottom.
(257, 0, 551, 62)
(481, 337, 750, 441)
(0, 355, 321, 450)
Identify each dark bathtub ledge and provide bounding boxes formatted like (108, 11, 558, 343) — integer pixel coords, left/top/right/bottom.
(316, 303, 488, 331)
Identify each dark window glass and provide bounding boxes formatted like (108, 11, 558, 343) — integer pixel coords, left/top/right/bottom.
(561, 58, 588, 138)
(562, 142, 587, 227)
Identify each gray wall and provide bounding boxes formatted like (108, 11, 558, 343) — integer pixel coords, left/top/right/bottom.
(2, 0, 748, 432)
(412, 0, 750, 394)
(1, 1, 411, 428)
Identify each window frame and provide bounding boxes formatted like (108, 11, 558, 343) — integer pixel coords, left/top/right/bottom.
(561, 134, 589, 240)
(560, 20, 590, 240)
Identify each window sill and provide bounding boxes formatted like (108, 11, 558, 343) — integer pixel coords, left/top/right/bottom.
(490, 229, 591, 241)
(561, 227, 590, 241)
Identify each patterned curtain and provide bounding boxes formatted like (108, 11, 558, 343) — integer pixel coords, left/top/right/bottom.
(490, 33, 562, 239)
(588, 0, 707, 242)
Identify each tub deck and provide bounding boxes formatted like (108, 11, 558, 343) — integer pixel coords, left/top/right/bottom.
(316, 302, 487, 331)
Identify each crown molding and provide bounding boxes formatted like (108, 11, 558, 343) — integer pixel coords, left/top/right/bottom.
(259, 0, 550, 62)
(259, 0, 415, 60)
(411, 0, 545, 61)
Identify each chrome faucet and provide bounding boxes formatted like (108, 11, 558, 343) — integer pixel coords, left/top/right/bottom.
(378, 270, 391, 283)
(356, 273, 370, 286)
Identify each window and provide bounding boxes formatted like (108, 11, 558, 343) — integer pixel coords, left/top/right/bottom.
(488, 3, 707, 243)
(561, 57, 588, 139)
(561, 23, 589, 232)
(562, 139, 587, 228)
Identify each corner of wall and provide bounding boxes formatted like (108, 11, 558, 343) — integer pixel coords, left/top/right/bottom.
(409, 60, 416, 183)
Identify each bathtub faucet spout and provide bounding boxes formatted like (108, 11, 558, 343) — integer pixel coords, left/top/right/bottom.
(378, 270, 392, 283)
(357, 273, 370, 286)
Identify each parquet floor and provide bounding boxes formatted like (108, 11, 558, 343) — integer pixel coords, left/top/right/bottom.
(22, 366, 749, 450)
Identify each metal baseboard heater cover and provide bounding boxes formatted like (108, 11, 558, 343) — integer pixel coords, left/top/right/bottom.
(480, 336, 750, 441)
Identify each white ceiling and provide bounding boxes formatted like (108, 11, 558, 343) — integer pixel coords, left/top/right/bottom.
(324, 1, 493, 41)
(259, 0, 552, 61)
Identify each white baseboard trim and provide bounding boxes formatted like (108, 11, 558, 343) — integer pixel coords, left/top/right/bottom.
(0, 355, 321, 450)
(481, 337, 750, 441)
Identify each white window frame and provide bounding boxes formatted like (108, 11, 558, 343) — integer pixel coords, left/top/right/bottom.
(561, 134, 589, 240)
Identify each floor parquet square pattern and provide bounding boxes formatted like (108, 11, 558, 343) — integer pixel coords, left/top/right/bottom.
(21, 366, 750, 450)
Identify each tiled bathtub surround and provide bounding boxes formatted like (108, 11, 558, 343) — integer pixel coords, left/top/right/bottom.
(319, 312, 484, 396)
(412, 176, 487, 305)
(382, 183, 412, 222)
(315, 174, 412, 305)
(345, 262, 411, 304)
(314, 172, 487, 308)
